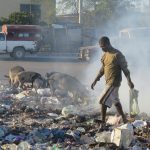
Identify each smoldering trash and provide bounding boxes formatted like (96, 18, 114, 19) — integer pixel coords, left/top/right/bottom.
(0, 74, 150, 150)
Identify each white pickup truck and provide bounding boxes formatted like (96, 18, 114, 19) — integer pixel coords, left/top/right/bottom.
(0, 25, 41, 59)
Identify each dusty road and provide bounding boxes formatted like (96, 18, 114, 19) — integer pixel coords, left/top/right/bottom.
(0, 55, 99, 86)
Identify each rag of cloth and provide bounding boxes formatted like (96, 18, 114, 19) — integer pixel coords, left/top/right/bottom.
(99, 85, 119, 108)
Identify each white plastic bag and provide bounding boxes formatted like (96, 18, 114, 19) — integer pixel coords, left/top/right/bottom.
(129, 89, 140, 116)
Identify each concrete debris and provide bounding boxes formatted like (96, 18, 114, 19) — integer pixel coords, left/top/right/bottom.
(0, 81, 149, 150)
(95, 131, 111, 143)
(111, 124, 134, 149)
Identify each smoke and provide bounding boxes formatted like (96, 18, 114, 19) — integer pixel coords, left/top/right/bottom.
(84, 11, 150, 114)
(54, 0, 150, 114)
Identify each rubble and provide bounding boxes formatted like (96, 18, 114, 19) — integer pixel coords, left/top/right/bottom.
(0, 80, 149, 150)
(111, 123, 134, 149)
(95, 131, 111, 143)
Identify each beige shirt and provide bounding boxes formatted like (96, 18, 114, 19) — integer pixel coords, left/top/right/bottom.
(96, 49, 129, 87)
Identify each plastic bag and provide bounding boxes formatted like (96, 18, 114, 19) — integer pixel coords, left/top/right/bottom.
(129, 89, 140, 116)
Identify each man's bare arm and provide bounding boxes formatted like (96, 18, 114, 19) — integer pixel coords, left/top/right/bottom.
(91, 66, 104, 90)
(122, 68, 134, 89)
(117, 53, 134, 89)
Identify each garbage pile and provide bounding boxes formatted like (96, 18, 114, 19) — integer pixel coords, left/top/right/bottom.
(0, 80, 150, 150)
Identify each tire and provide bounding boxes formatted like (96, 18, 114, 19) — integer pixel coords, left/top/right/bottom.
(13, 47, 25, 59)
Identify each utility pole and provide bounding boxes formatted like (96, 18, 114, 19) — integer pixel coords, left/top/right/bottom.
(29, 0, 32, 24)
(78, 0, 83, 24)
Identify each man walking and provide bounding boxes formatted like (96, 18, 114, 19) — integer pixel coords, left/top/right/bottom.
(91, 36, 134, 130)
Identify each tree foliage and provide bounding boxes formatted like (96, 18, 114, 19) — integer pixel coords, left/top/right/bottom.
(0, 17, 9, 25)
(9, 12, 37, 24)
(0, 12, 41, 25)
(0, 0, 56, 25)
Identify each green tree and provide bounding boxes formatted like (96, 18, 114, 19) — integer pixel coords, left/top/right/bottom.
(8, 12, 36, 24)
(8, 12, 41, 25)
(0, 17, 9, 25)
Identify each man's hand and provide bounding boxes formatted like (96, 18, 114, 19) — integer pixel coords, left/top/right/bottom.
(91, 80, 97, 90)
(128, 80, 134, 89)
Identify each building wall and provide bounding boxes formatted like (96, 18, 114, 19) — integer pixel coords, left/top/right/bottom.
(0, 0, 56, 24)
(0, 0, 20, 18)
(40, 0, 56, 24)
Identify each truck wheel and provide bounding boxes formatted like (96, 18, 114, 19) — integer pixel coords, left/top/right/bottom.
(13, 47, 25, 59)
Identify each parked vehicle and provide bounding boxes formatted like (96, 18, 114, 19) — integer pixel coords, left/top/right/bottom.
(0, 24, 42, 59)
(40, 23, 96, 60)
(79, 45, 100, 61)
(0, 24, 96, 60)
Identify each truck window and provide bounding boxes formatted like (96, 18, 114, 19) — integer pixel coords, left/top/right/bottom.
(18, 33, 29, 38)
(0, 33, 5, 41)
